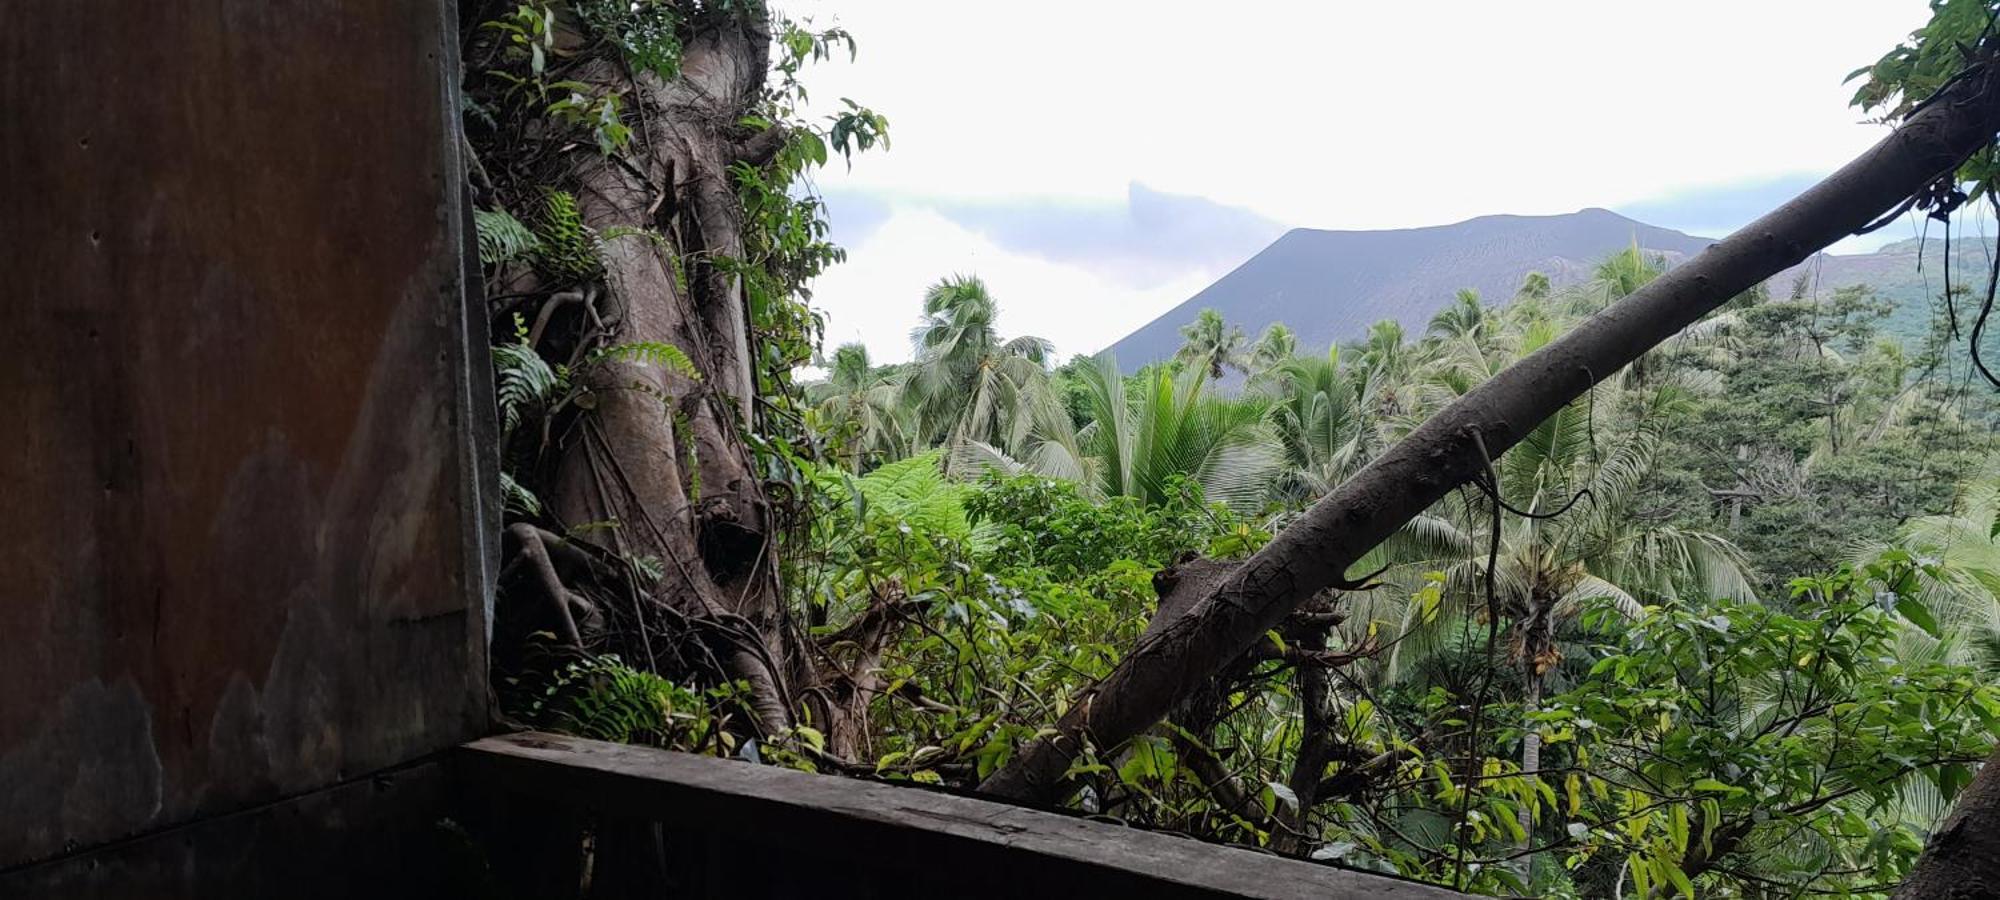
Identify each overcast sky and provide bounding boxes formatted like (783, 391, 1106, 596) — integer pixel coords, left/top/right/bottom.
(789, 0, 1934, 363)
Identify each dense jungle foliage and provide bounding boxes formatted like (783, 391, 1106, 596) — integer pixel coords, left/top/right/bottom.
(470, 0, 2000, 896)
(772, 262, 2000, 897)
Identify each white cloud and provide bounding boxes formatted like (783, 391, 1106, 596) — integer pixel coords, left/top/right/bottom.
(786, 0, 1935, 354)
(811, 206, 1221, 363)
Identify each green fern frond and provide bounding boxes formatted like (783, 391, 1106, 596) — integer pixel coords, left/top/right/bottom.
(526, 654, 713, 749)
(474, 207, 540, 265)
(668, 250, 688, 293)
(589, 341, 701, 381)
(631, 555, 665, 585)
(531, 189, 603, 280)
(849, 449, 973, 541)
(600, 225, 671, 249)
(493, 342, 561, 434)
(499, 470, 543, 517)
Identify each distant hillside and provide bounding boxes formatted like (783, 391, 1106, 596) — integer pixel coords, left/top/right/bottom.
(1104, 210, 2000, 368)
(1103, 208, 1717, 368)
(1772, 236, 1997, 346)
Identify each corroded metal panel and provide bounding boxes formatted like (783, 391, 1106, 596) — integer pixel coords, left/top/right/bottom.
(0, 763, 462, 899)
(0, 0, 490, 867)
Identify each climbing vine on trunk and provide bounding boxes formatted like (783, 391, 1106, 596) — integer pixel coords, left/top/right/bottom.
(463, 0, 885, 747)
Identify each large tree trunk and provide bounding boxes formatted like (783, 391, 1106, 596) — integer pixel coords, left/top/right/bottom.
(553, 19, 796, 734)
(473, 6, 803, 737)
(981, 63, 2000, 802)
(1895, 745, 2000, 900)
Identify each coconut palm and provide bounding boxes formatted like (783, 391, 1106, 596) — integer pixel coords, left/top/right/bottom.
(1866, 462, 2000, 675)
(1258, 346, 1375, 505)
(1584, 242, 1663, 311)
(1355, 318, 1409, 379)
(1176, 308, 1247, 380)
(807, 343, 908, 473)
(1517, 271, 1552, 302)
(1248, 322, 1299, 379)
(962, 354, 1280, 511)
(1572, 244, 1672, 387)
(905, 275, 1055, 453)
(1345, 388, 1751, 846)
(1079, 357, 1279, 509)
(1427, 289, 1491, 345)
(1367, 398, 1749, 668)
(1343, 318, 1429, 432)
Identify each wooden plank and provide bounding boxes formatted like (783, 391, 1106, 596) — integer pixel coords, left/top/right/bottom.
(455, 732, 1468, 900)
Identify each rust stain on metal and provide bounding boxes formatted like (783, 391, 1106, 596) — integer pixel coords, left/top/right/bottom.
(0, 0, 488, 867)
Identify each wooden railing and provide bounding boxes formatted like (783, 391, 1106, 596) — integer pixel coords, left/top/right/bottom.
(454, 732, 1467, 899)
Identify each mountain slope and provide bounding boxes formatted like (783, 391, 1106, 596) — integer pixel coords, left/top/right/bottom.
(1771, 236, 1995, 346)
(1104, 208, 1717, 367)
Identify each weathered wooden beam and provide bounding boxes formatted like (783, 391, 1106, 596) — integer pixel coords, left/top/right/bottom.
(454, 732, 1468, 900)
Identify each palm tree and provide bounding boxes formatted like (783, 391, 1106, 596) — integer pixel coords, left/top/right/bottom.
(906, 275, 1055, 454)
(1427, 289, 1490, 344)
(1248, 322, 1299, 379)
(1368, 398, 1750, 672)
(1176, 308, 1247, 380)
(1867, 462, 2000, 675)
(1345, 318, 1426, 428)
(1580, 242, 1662, 313)
(963, 355, 1280, 511)
(807, 343, 908, 473)
(1578, 244, 1671, 387)
(1348, 390, 1751, 847)
(1516, 271, 1552, 302)
(1258, 346, 1373, 505)
(1354, 318, 1409, 381)
(1414, 292, 1512, 414)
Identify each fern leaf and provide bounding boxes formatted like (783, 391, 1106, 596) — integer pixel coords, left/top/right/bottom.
(853, 449, 972, 541)
(590, 341, 701, 381)
(493, 342, 560, 433)
(531, 189, 603, 280)
(499, 470, 543, 517)
(474, 207, 540, 265)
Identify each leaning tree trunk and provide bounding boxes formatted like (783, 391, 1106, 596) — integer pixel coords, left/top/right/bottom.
(1894, 744, 2000, 900)
(981, 61, 2000, 803)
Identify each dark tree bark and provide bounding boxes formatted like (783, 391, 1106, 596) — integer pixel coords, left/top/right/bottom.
(1895, 746, 2000, 900)
(981, 62, 2000, 803)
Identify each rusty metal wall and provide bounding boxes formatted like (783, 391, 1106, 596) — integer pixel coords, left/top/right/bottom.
(3, 762, 469, 899)
(0, 0, 490, 870)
